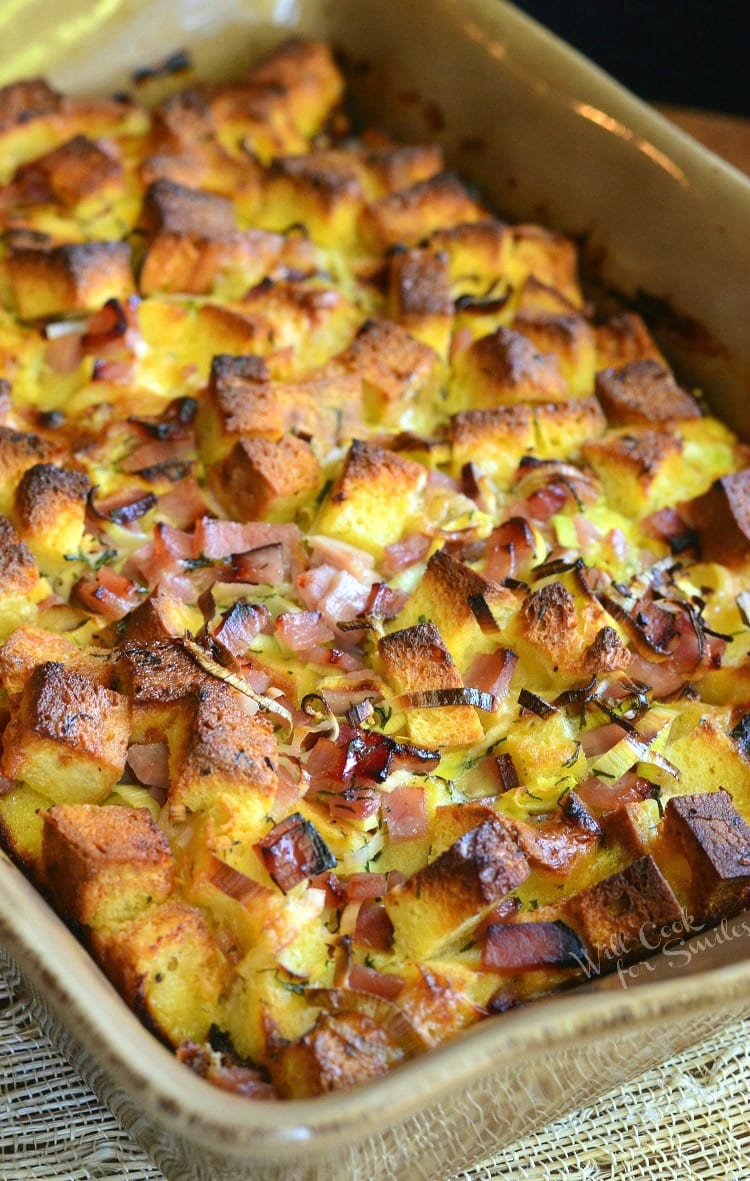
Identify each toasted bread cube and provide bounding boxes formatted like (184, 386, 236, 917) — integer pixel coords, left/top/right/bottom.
(512, 309, 596, 397)
(517, 580, 606, 678)
(582, 427, 684, 517)
(262, 152, 365, 248)
(0, 78, 60, 132)
(561, 854, 683, 960)
(385, 815, 530, 958)
(11, 134, 122, 208)
(387, 247, 454, 356)
(240, 277, 360, 365)
(0, 426, 61, 516)
(595, 359, 702, 426)
(449, 326, 568, 411)
(118, 590, 201, 646)
(242, 38, 343, 141)
(508, 225, 582, 307)
(267, 1010, 404, 1098)
(395, 962, 481, 1045)
(663, 790, 750, 920)
(503, 709, 583, 786)
(9, 240, 134, 319)
(196, 353, 361, 464)
(140, 176, 235, 239)
(1, 663, 129, 803)
(0, 626, 114, 696)
(363, 143, 444, 195)
(212, 434, 320, 523)
(428, 220, 513, 294)
(450, 404, 535, 486)
(92, 900, 229, 1045)
(42, 804, 173, 931)
(0, 514, 39, 638)
(361, 172, 485, 251)
(595, 312, 664, 371)
(601, 800, 661, 858)
(167, 680, 277, 821)
(0, 784, 52, 881)
(393, 549, 515, 673)
(532, 396, 607, 458)
(336, 318, 440, 423)
(378, 621, 484, 747)
(689, 467, 750, 568)
(13, 462, 89, 569)
(315, 439, 427, 558)
(114, 640, 209, 742)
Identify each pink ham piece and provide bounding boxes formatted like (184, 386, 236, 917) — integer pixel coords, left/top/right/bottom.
(577, 771, 657, 812)
(73, 566, 143, 621)
(381, 533, 431, 576)
(127, 741, 170, 789)
(276, 610, 335, 652)
(193, 517, 301, 561)
(464, 648, 518, 702)
(353, 899, 395, 950)
(347, 962, 404, 1001)
(384, 784, 428, 842)
(482, 920, 586, 973)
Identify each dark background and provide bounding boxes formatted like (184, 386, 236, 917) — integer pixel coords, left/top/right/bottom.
(513, 1, 749, 116)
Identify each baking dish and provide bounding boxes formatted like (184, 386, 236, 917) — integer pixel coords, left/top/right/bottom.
(1, 1, 749, 1178)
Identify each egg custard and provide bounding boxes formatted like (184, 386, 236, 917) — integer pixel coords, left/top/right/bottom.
(0, 39, 749, 1100)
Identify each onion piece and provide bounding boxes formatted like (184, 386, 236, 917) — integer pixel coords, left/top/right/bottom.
(393, 686, 496, 712)
(179, 635, 293, 731)
(517, 688, 556, 719)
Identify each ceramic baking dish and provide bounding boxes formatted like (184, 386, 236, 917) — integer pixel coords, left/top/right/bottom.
(1, 2, 749, 1179)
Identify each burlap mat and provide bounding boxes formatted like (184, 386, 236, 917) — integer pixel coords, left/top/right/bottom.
(2, 961, 749, 1181)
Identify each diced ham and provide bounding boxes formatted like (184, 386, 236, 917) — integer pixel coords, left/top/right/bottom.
(194, 516, 301, 561)
(327, 785, 381, 825)
(307, 535, 376, 583)
(384, 784, 428, 842)
(46, 331, 84, 374)
(230, 543, 288, 586)
(127, 741, 170, 788)
(73, 566, 143, 621)
(213, 602, 271, 656)
(157, 477, 207, 529)
(577, 771, 656, 812)
(255, 813, 335, 894)
(464, 648, 518, 701)
(482, 920, 586, 973)
(277, 610, 334, 652)
(92, 358, 135, 384)
(347, 962, 404, 1001)
(352, 899, 394, 950)
(344, 873, 388, 901)
(581, 721, 627, 758)
(381, 533, 431, 576)
(297, 564, 372, 631)
(121, 437, 192, 474)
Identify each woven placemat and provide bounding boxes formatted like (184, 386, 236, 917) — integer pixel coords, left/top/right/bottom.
(2, 965, 749, 1181)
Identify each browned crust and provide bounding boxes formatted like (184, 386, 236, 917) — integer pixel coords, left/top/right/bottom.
(595, 359, 701, 426)
(465, 326, 567, 403)
(388, 248, 453, 317)
(402, 816, 530, 912)
(663, 790, 750, 919)
(378, 620, 464, 692)
(11, 134, 122, 208)
(0, 513, 37, 592)
(363, 172, 485, 248)
(689, 467, 750, 567)
(595, 312, 664, 370)
(267, 1011, 403, 1098)
(583, 625, 631, 674)
(521, 582, 577, 662)
(8, 239, 134, 317)
(0, 78, 60, 131)
(214, 434, 320, 521)
(337, 318, 437, 404)
(561, 854, 683, 959)
(140, 178, 236, 238)
(14, 463, 89, 534)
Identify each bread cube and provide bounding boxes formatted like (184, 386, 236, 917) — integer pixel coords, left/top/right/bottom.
(450, 404, 534, 486)
(336, 317, 440, 423)
(532, 396, 607, 458)
(9, 240, 134, 319)
(0, 626, 115, 696)
(561, 854, 683, 960)
(211, 434, 320, 523)
(0, 426, 61, 516)
(267, 1010, 404, 1098)
(689, 467, 750, 568)
(113, 639, 209, 741)
(595, 359, 702, 426)
(428, 220, 513, 293)
(378, 621, 484, 748)
(385, 814, 530, 958)
(42, 803, 173, 931)
(595, 312, 665, 371)
(361, 172, 485, 251)
(449, 326, 567, 411)
(363, 143, 444, 196)
(512, 309, 596, 397)
(13, 462, 89, 569)
(1, 662, 130, 803)
(167, 680, 278, 822)
(92, 900, 229, 1045)
(395, 962, 481, 1045)
(0, 783, 52, 881)
(138, 178, 244, 295)
(663, 790, 750, 920)
(518, 580, 607, 678)
(12, 134, 122, 208)
(0, 513, 39, 639)
(240, 38, 343, 142)
(315, 439, 427, 557)
(393, 549, 515, 672)
(508, 225, 582, 307)
(262, 151, 365, 248)
(387, 247, 454, 356)
(118, 590, 201, 646)
(582, 427, 684, 517)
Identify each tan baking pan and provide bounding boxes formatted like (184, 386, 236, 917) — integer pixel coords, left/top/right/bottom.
(1, 2, 749, 1179)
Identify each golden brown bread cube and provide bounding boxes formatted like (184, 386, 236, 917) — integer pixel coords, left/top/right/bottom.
(138, 178, 243, 295)
(428, 220, 513, 290)
(663, 790, 750, 920)
(594, 359, 702, 426)
(0, 426, 61, 516)
(688, 467, 750, 568)
(0, 513, 38, 594)
(449, 326, 568, 411)
(361, 172, 486, 251)
(594, 312, 665, 371)
(13, 462, 89, 569)
(362, 143, 444, 195)
(167, 680, 278, 821)
(518, 580, 607, 677)
(114, 640, 210, 742)
(1, 662, 130, 803)
(450, 404, 535, 486)
(117, 590, 199, 647)
(532, 396, 607, 458)
(42, 803, 173, 931)
(239, 37, 343, 142)
(336, 317, 440, 421)
(315, 439, 427, 558)
(581, 427, 684, 517)
(378, 621, 484, 748)
(387, 247, 454, 356)
(9, 134, 123, 208)
(512, 308, 597, 398)
(508, 224, 582, 307)
(0, 78, 60, 132)
(8, 239, 134, 319)
(93, 900, 229, 1045)
(0, 626, 115, 696)
(211, 433, 320, 523)
(267, 1010, 404, 1098)
(560, 854, 683, 961)
(262, 151, 365, 248)
(385, 814, 530, 958)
